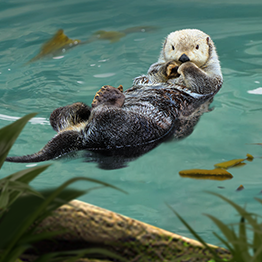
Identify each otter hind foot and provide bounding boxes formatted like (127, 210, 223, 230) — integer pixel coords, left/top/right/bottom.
(50, 102, 91, 132)
(92, 85, 125, 108)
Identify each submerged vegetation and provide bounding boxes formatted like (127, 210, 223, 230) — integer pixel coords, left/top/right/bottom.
(28, 29, 81, 63)
(29, 26, 158, 62)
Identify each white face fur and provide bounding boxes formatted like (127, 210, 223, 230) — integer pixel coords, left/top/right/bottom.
(162, 29, 211, 68)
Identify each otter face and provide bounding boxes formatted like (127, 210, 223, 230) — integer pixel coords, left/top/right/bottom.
(163, 29, 210, 68)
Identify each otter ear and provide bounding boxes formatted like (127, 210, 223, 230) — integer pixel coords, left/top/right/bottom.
(206, 37, 210, 45)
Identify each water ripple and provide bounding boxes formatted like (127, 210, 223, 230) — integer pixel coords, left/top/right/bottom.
(0, 113, 49, 125)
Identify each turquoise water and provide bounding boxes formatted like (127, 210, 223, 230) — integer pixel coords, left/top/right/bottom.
(1, 0, 262, 246)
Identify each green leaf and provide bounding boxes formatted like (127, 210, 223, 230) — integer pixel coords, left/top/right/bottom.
(4, 164, 51, 184)
(32, 176, 126, 221)
(205, 192, 262, 262)
(206, 192, 259, 230)
(204, 214, 240, 253)
(251, 223, 262, 262)
(251, 243, 262, 262)
(0, 189, 9, 210)
(239, 217, 249, 256)
(207, 192, 262, 256)
(167, 204, 223, 261)
(27, 252, 59, 262)
(254, 198, 262, 205)
(205, 214, 251, 261)
(212, 232, 234, 254)
(36, 187, 86, 218)
(3, 244, 30, 262)
(0, 188, 84, 249)
(0, 177, 124, 262)
(33, 247, 127, 262)
(205, 214, 236, 243)
(18, 230, 66, 245)
(65, 248, 127, 262)
(0, 165, 50, 212)
(4, 180, 42, 197)
(0, 113, 37, 169)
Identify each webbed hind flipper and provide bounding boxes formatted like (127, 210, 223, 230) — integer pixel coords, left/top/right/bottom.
(50, 102, 91, 132)
(92, 85, 125, 108)
(6, 130, 85, 163)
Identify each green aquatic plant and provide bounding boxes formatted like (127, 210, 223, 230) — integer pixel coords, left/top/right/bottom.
(170, 191, 262, 262)
(0, 114, 126, 262)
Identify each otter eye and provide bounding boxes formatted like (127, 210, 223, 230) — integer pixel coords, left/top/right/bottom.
(196, 44, 199, 50)
(171, 45, 175, 50)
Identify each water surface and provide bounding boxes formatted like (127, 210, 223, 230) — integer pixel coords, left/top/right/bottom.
(1, 0, 262, 245)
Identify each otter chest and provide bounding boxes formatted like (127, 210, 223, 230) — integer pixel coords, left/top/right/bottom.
(123, 86, 195, 119)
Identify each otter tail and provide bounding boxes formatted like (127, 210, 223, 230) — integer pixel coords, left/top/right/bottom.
(6, 130, 85, 163)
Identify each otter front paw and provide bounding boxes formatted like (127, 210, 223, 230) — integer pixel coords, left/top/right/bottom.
(165, 61, 180, 78)
(92, 85, 125, 108)
(177, 61, 198, 75)
(177, 62, 211, 94)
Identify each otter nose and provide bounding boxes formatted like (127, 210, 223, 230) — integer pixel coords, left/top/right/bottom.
(179, 54, 190, 63)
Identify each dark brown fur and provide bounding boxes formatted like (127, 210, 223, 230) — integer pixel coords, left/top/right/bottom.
(6, 83, 220, 163)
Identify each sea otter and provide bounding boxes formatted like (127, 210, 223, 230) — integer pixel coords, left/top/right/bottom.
(6, 29, 223, 164)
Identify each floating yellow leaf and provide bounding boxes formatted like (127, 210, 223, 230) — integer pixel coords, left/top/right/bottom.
(214, 153, 254, 169)
(232, 162, 246, 168)
(29, 29, 81, 63)
(236, 184, 244, 191)
(246, 153, 254, 161)
(179, 168, 233, 181)
(214, 158, 246, 169)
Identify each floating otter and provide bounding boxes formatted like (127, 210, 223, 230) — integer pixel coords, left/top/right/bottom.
(6, 29, 223, 165)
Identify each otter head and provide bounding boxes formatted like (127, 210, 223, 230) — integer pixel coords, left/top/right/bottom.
(162, 29, 211, 68)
